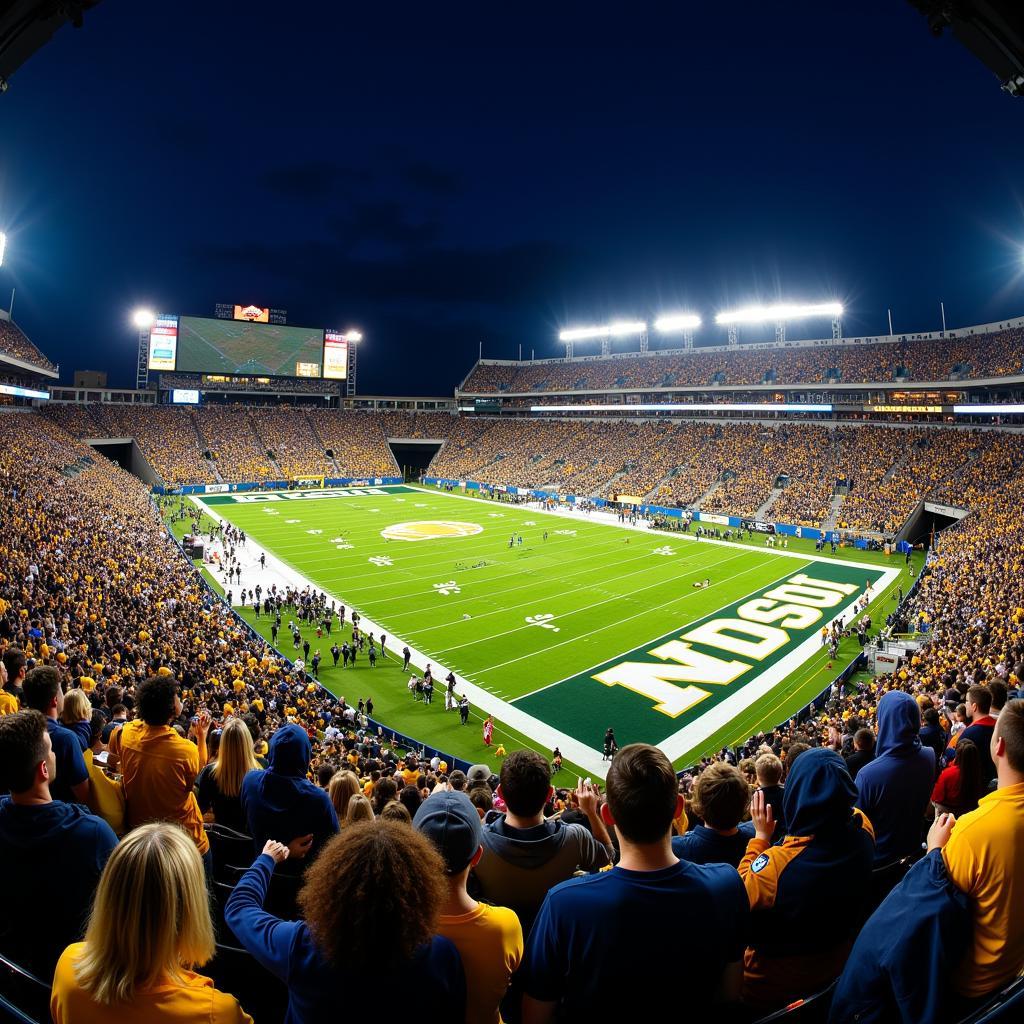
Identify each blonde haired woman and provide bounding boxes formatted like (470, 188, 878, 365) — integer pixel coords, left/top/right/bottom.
(328, 770, 361, 822)
(61, 688, 94, 752)
(344, 793, 374, 825)
(197, 718, 261, 832)
(51, 822, 251, 1023)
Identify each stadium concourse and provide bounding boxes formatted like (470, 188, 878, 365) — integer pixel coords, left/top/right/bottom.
(1, 398, 1024, 1022)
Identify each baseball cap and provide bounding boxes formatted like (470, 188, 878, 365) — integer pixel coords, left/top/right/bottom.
(467, 764, 491, 786)
(413, 791, 482, 874)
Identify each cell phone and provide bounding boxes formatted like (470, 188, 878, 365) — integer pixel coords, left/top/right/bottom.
(577, 776, 583, 789)
(584, 777, 592, 786)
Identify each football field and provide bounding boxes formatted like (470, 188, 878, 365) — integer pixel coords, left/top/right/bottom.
(194, 485, 904, 776)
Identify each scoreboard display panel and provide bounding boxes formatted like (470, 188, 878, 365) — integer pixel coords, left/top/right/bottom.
(176, 316, 324, 377)
(322, 331, 349, 379)
(147, 315, 179, 371)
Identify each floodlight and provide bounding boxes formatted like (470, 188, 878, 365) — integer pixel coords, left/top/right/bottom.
(0, 232, 6, 268)
(715, 302, 844, 325)
(653, 313, 702, 332)
(345, 330, 363, 342)
(559, 320, 646, 341)
(132, 309, 156, 329)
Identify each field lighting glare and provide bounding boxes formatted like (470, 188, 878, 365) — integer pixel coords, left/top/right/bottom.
(654, 313, 702, 332)
(559, 320, 646, 341)
(715, 301, 844, 325)
(345, 330, 363, 342)
(0, 232, 6, 268)
(132, 309, 155, 329)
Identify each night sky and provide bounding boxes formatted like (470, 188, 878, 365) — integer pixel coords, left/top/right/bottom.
(2, 2, 1023, 393)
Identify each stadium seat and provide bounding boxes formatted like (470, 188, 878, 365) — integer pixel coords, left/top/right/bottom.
(206, 943, 288, 1024)
(217, 864, 303, 921)
(206, 823, 255, 882)
(211, 880, 243, 946)
(0, 952, 51, 1024)
(751, 980, 837, 1024)
(866, 856, 914, 914)
(958, 975, 1024, 1024)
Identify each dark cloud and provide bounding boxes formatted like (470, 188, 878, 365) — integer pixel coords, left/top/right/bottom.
(188, 235, 576, 309)
(329, 201, 441, 249)
(261, 160, 370, 200)
(399, 160, 462, 196)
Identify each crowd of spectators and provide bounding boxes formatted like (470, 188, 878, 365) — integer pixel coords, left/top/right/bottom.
(0, 318, 58, 373)
(250, 408, 336, 479)
(1, 406, 1024, 1021)
(460, 326, 1024, 393)
(37, 402, 1024, 538)
(160, 373, 339, 395)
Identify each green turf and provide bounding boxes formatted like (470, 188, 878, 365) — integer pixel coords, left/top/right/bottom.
(178, 484, 917, 773)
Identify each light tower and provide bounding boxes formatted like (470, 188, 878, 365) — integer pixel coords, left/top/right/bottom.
(133, 309, 155, 390)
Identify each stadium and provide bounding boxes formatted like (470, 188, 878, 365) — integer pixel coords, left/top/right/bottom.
(1, 4, 1023, 1024)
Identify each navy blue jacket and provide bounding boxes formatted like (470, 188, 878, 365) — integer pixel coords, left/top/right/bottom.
(226, 854, 465, 1023)
(0, 797, 117, 977)
(856, 692, 935, 863)
(241, 725, 338, 869)
(672, 824, 749, 868)
(829, 851, 970, 1024)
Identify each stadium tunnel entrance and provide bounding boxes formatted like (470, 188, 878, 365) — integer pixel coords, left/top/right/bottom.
(901, 500, 969, 548)
(86, 440, 132, 472)
(387, 439, 443, 481)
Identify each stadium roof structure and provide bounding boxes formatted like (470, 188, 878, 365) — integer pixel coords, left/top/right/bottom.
(0, 0, 102, 91)
(910, 0, 1024, 97)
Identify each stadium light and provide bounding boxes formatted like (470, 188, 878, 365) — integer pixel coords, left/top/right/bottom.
(653, 313, 702, 332)
(714, 302, 844, 325)
(558, 321, 647, 341)
(0, 232, 6, 268)
(344, 330, 363, 342)
(132, 308, 156, 329)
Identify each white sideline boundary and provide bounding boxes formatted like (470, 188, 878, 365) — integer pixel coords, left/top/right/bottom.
(189, 486, 902, 774)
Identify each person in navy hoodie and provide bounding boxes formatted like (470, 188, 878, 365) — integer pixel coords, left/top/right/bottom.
(855, 690, 936, 864)
(241, 724, 338, 871)
(0, 710, 117, 978)
(226, 820, 465, 1023)
(739, 747, 875, 1010)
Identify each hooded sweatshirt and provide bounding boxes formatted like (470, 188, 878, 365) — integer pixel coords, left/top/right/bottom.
(739, 748, 875, 1007)
(829, 850, 970, 1024)
(472, 812, 613, 934)
(856, 691, 936, 864)
(241, 725, 338, 868)
(0, 797, 117, 978)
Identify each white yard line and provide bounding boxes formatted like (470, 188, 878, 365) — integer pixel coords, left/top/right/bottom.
(407, 483, 891, 575)
(443, 547, 757, 657)
(190, 494, 611, 775)
(193, 486, 902, 772)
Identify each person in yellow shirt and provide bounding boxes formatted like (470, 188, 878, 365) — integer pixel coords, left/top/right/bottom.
(51, 822, 251, 1023)
(0, 649, 26, 716)
(414, 790, 523, 1024)
(108, 675, 210, 857)
(83, 710, 125, 836)
(937, 698, 1024, 1003)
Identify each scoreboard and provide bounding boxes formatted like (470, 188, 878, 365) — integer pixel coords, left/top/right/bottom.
(148, 314, 355, 381)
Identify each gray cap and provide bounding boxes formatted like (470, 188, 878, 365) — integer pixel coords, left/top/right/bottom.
(412, 790, 482, 874)
(467, 763, 491, 785)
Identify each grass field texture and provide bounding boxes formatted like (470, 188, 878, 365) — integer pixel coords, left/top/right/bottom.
(188, 485, 917, 775)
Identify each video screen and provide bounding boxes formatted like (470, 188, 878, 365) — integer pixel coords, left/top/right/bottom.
(323, 331, 349, 380)
(176, 316, 324, 377)
(171, 388, 200, 405)
(147, 315, 179, 371)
